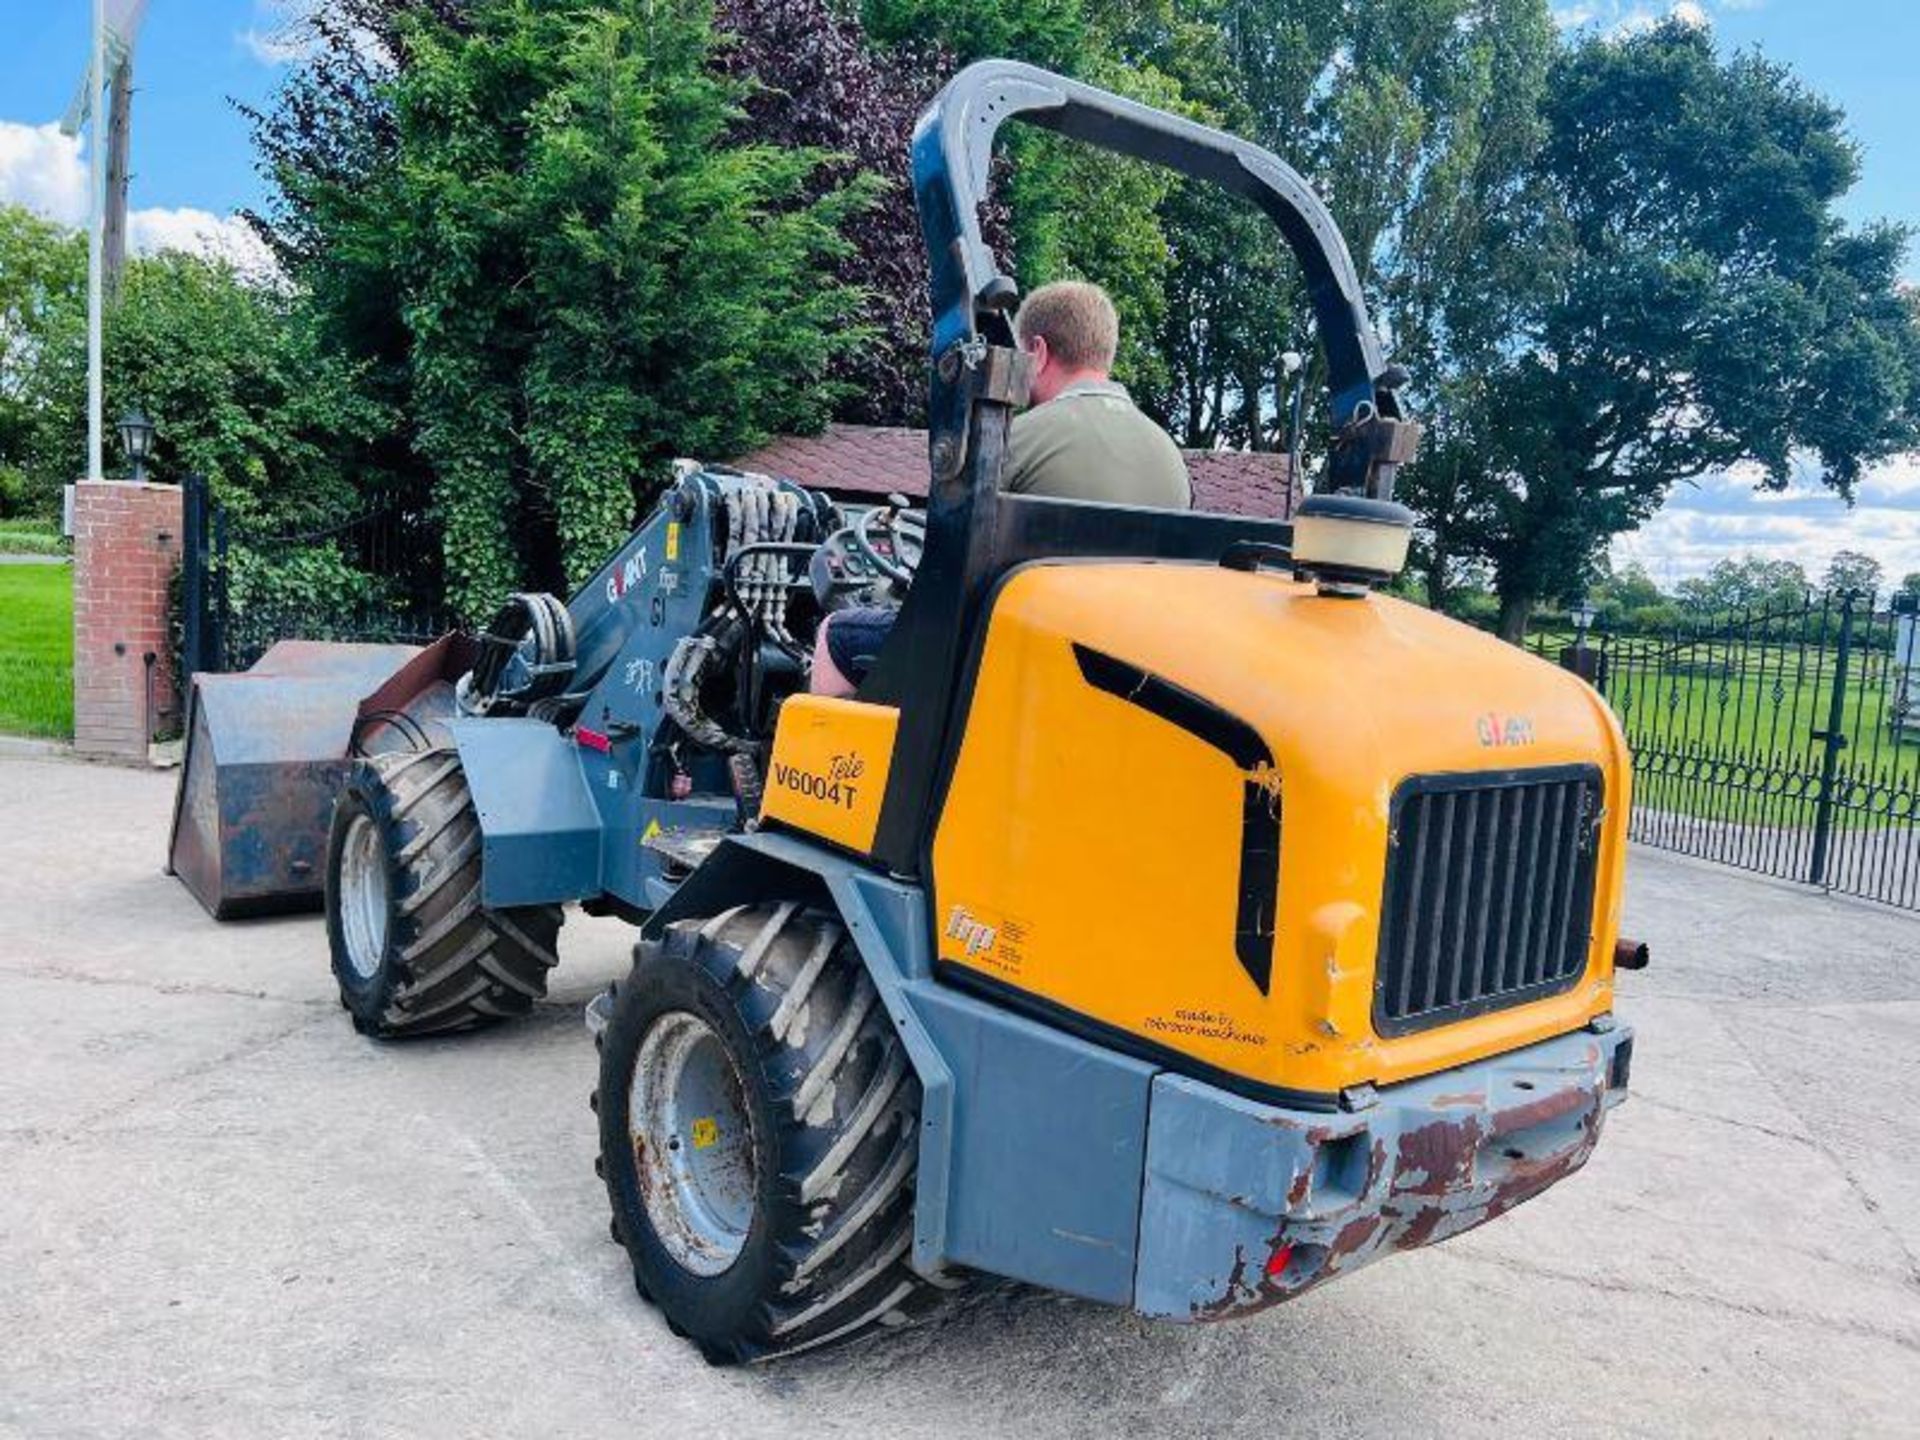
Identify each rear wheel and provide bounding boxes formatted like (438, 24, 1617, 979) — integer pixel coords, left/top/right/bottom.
(594, 903, 957, 1362)
(325, 748, 563, 1037)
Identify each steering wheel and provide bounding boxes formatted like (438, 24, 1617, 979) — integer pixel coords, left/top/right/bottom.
(853, 503, 925, 587)
(808, 527, 877, 610)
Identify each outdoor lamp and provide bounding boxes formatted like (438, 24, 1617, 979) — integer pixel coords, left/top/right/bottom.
(1570, 598, 1598, 636)
(118, 407, 156, 483)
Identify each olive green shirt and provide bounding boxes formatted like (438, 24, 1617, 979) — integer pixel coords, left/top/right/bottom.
(1003, 380, 1193, 510)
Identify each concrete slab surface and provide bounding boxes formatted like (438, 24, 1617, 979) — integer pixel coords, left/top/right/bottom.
(1, 754, 1916, 1438)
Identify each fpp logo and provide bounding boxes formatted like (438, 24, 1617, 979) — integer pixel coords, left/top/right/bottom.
(943, 904, 998, 959)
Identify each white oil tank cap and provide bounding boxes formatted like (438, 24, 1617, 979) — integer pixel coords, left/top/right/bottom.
(1291, 493, 1414, 595)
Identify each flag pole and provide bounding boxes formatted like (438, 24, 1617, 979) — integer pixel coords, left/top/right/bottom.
(87, 0, 106, 483)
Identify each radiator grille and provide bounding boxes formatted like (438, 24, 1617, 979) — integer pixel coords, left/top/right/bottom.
(1374, 766, 1603, 1036)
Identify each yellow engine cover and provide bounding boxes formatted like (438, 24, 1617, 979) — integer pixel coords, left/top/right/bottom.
(929, 562, 1631, 1097)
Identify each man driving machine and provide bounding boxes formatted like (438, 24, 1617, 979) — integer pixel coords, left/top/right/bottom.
(813, 280, 1191, 695)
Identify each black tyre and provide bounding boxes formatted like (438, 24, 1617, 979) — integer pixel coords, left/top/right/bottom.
(325, 747, 563, 1038)
(595, 903, 957, 1362)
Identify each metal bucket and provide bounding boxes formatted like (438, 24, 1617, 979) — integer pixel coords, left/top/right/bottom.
(166, 636, 474, 919)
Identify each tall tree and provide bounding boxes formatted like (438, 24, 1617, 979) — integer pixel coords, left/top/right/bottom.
(1823, 549, 1885, 598)
(1676, 555, 1810, 615)
(1412, 20, 1920, 639)
(1155, 0, 1555, 454)
(0, 205, 380, 525)
(713, 0, 961, 426)
(0, 207, 85, 513)
(248, 0, 871, 616)
(858, 0, 1217, 399)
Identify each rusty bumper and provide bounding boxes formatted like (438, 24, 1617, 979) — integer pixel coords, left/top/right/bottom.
(1132, 1021, 1632, 1321)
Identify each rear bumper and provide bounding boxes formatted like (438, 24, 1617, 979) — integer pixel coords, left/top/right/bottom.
(1134, 1021, 1632, 1320)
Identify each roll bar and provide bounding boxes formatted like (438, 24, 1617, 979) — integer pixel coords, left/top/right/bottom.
(911, 60, 1417, 499)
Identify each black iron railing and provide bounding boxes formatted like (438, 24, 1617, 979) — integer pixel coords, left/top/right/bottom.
(179, 473, 453, 674)
(1530, 591, 1920, 910)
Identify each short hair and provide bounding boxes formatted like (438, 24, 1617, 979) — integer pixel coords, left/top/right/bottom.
(1014, 280, 1119, 372)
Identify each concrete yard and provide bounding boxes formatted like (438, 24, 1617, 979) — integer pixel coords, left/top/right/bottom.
(2, 752, 1916, 1439)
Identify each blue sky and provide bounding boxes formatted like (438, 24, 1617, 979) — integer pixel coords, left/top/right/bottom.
(2, 0, 1917, 584)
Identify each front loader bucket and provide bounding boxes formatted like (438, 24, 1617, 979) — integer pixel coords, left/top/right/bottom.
(166, 636, 473, 919)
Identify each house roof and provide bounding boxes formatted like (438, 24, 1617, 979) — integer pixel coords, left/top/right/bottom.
(732, 422, 1298, 520)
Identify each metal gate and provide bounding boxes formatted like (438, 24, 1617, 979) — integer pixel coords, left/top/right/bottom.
(179, 472, 452, 675)
(1539, 592, 1920, 910)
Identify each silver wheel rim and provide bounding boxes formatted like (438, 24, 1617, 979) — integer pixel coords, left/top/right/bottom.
(629, 1011, 757, 1276)
(339, 812, 391, 981)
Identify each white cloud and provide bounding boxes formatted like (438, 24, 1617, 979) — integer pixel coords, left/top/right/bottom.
(1613, 455, 1920, 588)
(0, 120, 277, 279)
(1553, 0, 1717, 36)
(237, 26, 309, 67)
(127, 207, 277, 278)
(0, 121, 89, 227)
(236, 0, 317, 66)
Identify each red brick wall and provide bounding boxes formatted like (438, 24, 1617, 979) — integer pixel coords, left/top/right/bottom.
(72, 480, 183, 760)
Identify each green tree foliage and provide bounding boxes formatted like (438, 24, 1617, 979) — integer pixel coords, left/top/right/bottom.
(1823, 548, 1885, 598)
(100, 255, 388, 526)
(10, 0, 1909, 643)
(1593, 563, 1680, 633)
(1408, 21, 1920, 638)
(0, 208, 85, 514)
(712, 0, 972, 426)
(1676, 555, 1811, 616)
(251, 0, 871, 617)
(1149, 0, 1556, 451)
(0, 203, 382, 526)
(860, 0, 1214, 399)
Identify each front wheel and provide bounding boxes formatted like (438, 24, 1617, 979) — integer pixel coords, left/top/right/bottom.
(325, 748, 563, 1038)
(594, 904, 957, 1362)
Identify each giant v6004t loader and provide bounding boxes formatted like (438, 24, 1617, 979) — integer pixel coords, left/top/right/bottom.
(181, 61, 1639, 1363)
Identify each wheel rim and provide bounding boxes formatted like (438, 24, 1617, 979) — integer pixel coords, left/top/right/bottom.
(338, 812, 391, 981)
(629, 1011, 757, 1277)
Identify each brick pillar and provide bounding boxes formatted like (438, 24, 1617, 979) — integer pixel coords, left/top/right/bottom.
(72, 480, 183, 760)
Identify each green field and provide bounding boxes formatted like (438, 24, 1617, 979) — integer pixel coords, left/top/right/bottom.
(1531, 629, 1920, 825)
(0, 564, 73, 737)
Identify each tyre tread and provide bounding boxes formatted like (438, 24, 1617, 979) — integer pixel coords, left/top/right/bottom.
(327, 747, 562, 1038)
(598, 904, 957, 1361)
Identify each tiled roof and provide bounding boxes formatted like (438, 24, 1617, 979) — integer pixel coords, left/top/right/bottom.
(1183, 448, 1301, 521)
(732, 422, 1298, 520)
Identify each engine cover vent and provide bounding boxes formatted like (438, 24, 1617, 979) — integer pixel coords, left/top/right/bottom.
(1374, 765, 1604, 1036)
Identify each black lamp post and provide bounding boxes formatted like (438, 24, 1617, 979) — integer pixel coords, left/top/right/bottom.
(118, 406, 156, 483)
(1570, 597, 1598, 656)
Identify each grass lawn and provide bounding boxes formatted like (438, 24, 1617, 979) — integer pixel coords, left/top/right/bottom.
(0, 564, 73, 737)
(1529, 628, 1920, 826)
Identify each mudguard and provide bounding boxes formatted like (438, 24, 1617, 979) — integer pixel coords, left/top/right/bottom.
(447, 716, 604, 908)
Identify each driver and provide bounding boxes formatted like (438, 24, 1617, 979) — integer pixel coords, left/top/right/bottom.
(812, 281, 1191, 695)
